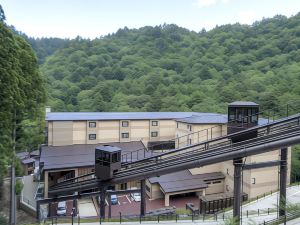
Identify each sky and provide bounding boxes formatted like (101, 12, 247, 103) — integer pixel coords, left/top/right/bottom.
(1, 0, 300, 39)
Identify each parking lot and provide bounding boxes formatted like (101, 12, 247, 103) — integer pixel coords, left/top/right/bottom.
(104, 194, 200, 218)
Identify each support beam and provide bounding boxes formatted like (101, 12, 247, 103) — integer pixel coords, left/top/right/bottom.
(108, 194, 111, 218)
(140, 180, 146, 216)
(9, 165, 16, 225)
(243, 160, 281, 170)
(233, 158, 243, 224)
(279, 148, 288, 217)
(100, 187, 106, 219)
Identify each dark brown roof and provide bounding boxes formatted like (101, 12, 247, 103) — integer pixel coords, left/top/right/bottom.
(149, 170, 225, 194)
(40, 141, 145, 171)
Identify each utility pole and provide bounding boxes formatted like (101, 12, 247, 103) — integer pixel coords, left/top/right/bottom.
(9, 109, 17, 225)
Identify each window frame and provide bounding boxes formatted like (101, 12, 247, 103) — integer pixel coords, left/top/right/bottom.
(121, 132, 129, 138)
(122, 121, 129, 127)
(251, 177, 256, 184)
(89, 121, 97, 128)
(151, 121, 158, 126)
(89, 134, 96, 140)
(151, 131, 158, 137)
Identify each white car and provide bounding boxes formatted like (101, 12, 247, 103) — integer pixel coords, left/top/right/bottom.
(131, 192, 141, 202)
(57, 201, 67, 216)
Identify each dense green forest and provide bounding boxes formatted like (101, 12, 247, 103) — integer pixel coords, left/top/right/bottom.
(0, 6, 45, 199)
(28, 14, 300, 114)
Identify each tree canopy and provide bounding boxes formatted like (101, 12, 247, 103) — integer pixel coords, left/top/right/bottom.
(27, 14, 300, 114)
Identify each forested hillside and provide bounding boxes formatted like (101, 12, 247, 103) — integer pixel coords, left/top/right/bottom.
(35, 13, 300, 113)
(0, 6, 45, 194)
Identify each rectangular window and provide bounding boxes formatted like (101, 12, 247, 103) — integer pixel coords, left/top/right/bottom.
(152, 121, 158, 126)
(151, 131, 158, 137)
(89, 122, 96, 128)
(122, 121, 129, 127)
(177, 122, 179, 128)
(121, 132, 129, 138)
(252, 178, 256, 184)
(89, 134, 96, 140)
(187, 125, 192, 131)
(189, 138, 192, 145)
(227, 168, 229, 175)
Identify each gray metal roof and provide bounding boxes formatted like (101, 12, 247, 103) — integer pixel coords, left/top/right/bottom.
(95, 145, 121, 153)
(175, 114, 227, 124)
(40, 141, 146, 170)
(148, 170, 225, 194)
(228, 101, 259, 106)
(46, 112, 226, 122)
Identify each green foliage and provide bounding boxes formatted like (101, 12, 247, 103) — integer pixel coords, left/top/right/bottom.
(0, 21, 45, 182)
(0, 4, 5, 22)
(15, 179, 24, 195)
(223, 216, 239, 225)
(30, 14, 300, 114)
(0, 215, 7, 225)
(291, 145, 300, 182)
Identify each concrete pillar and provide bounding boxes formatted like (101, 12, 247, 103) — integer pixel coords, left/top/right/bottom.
(140, 180, 146, 216)
(233, 158, 243, 224)
(100, 188, 106, 219)
(44, 171, 49, 198)
(164, 194, 170, 207)
(279, 148, 288, 217)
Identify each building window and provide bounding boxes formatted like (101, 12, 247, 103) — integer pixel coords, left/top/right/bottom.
(187, 124, 192, 131)
(152, 121, 158, 126)
(121, 132, 129, 138)
(189, 138, 192, 145)
(177, 122, 179, 128)
(89, 122, 96, 128)
(89, 134, 96, 140)
(151, 131, 158, 137)
(122, 121, 129, 127)
(227, 168, 229, 175)
(252, 178, 256, 184)
(120, 183, 127, 190)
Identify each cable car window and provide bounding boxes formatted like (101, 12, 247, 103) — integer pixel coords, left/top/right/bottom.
(112, 153, 118, 163)
(228, 108, 236, 121)
(118, 152, 121, 161)
(252, 108, 258, 122)
(236, 108, 243, 122)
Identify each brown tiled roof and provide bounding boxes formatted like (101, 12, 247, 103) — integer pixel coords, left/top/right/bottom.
(149, 170, 225, 194)
(40, 141, 145, 171)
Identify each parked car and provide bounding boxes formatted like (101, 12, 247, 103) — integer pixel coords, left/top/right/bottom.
(111, 194, 118, 205)
(131, 192, 141, 202)
(57, 201, 67, 216)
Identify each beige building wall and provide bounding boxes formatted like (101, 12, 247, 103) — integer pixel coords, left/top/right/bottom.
(52, 121, 73, 146)
(131, 120, 150, 144)
(99, 121, 120, 143)
(73, 121, 87, 144)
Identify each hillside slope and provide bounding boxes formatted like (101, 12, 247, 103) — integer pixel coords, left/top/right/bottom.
(38, 14, 300, 113)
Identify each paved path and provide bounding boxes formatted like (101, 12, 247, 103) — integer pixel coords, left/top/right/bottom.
(78, 198, 98, 217)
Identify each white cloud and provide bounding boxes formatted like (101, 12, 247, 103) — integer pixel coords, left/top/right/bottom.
(196, 0, 230, 8)
(196, 0, 217, 8)
(221, 0, 230, 4)
(238, 10, 257, 24)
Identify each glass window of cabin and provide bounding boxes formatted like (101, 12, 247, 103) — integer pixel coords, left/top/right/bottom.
(112, 153, 118, 163)
(152, 121, 158, 126)
(89, 134, 96, 140)
(122, 121, 129, 127)
(236, 108, 243, 122)
(89, 122, 96, 128)
(251, 108, 258, 122)
(228, 108, 236, 121)
(104, 152, 110, 162)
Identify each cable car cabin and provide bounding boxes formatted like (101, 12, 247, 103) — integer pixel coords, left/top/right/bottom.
(95, 145, 121, 180)
(227, 101, 259, 143)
